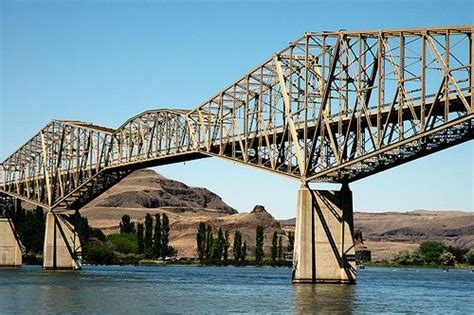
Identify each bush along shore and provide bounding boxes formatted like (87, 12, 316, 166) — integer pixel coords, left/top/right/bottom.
(383, 240, 474, 269)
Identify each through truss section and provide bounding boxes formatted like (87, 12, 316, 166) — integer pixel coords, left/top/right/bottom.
(1, 26, 473, 210)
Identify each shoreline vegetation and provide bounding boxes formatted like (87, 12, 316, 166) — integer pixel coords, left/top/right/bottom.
(84, 214, 296, 267)
(385, 240, 474, 269)
(364, 261, 474, 270)
(2, 201, 473, 269)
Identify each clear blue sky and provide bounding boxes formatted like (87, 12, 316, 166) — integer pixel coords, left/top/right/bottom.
(1, 0, 472, 218)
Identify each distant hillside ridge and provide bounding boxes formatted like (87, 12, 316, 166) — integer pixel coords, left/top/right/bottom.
(280, 210, 474, 260)
(79, 169, 472, 261)
(81, 169, 285, 257)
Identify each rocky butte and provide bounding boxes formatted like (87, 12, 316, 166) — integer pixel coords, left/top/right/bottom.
(81, 169, 285, 257)
(81, 169, 474, 261)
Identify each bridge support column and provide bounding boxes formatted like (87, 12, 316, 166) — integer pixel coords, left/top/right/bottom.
(292, 183, 356, 283)
(0, 217, 22, 268)
(43, 212, 82, 270)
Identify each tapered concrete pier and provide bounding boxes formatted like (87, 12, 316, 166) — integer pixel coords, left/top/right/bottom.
(0, 217, 22, 267)
(293, 184, 356, 283)
(43, 212, 82, 270)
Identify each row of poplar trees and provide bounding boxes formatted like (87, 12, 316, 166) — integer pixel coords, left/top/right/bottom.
(120, 213, 172, 259)
(196, 223, 234, 262)
(196, 223, 295, 265)
(271, 231, 294, 262)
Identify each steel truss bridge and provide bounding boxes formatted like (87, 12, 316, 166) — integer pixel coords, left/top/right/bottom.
(1, 26, 473, 212)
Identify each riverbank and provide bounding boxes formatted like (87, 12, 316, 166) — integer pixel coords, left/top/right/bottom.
(365, 261, 474, 270)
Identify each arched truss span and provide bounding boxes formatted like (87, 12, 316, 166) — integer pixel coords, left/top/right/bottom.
(1, 26, 473, 210)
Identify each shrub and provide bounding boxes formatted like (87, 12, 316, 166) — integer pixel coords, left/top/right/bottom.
(418, 241, 446, 265)
(446, 245, 468, 264)
(464, 249, 474, 265)
(439, 251, 456, 266)
(390, 250, 424, 266)
(86, 243, 116, 265)
(107, 233, 138, 254)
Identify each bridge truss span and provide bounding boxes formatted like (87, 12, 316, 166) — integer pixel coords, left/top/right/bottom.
(189, 26, 473, 181)
(1, 26, 473, 211)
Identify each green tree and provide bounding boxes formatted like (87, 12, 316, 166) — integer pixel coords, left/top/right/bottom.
(196, 222, 207, 262)
(205, 224, 213, 259)
(255, 225, 264, 264)
(153, 214, 162, 259)
(137, 223, 144, 254)
(241, 241, 247, 264)
(440, 250, 456, 266)
(418, 241, 446, 264)
(278, 236, 283, 260)
(144, 213, 153, 258)
(67, 211, 106, 262)
(69, 211, 89, 244)
(464, 249, 474, 265)
(213, 227, 225, 260)
(86, 243, 116, 265)
(107, 233, 138, 254)
(287, 231, 295, 253)
(223, 230, 230, 262)
(29, 207, 46, 254)
(90, 227, 106, 242)
(119, 215, 135, 234)
(233, 230, 242, 264)
(210, 237, 218, 259)
(11, 206, 46, 257)
(271, 231, 278, 262)
(161, 213, 170, 259)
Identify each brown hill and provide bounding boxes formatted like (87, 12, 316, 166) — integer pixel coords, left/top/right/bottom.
(86, 169, 237, 214)
(81, 169, 285, 257)
(81, 169, 472, 261)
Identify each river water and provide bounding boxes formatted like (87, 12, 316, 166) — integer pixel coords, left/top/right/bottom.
(0, 265, 472, 314)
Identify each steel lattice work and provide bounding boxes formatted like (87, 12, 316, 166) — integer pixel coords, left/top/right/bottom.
(1, 26, 473, 211)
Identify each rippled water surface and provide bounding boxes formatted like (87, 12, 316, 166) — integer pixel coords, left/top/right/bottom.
(0, 265, 473, 313)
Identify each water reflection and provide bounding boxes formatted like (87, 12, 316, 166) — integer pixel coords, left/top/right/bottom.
(293, 283, 355, 314)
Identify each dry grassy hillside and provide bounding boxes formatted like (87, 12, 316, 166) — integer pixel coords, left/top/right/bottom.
(81, 169, 473, 261)
(81, 170, 286, 257)
(281, 210, 474, 261)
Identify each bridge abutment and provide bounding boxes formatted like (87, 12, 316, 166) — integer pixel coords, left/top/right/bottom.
(0, 217, 22, 268)
(43, 212, 82, 270)
(293, 184, 356, 284)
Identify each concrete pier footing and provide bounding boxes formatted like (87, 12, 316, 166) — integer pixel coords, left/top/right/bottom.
(0, 217, 22, 267)
(43, 212, 82, 270)
(292, 184, 356, 284)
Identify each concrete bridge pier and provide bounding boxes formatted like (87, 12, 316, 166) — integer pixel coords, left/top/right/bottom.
(0, 217, 23, 268)
(43, 212, 82, 270)
(292, 183, 356, 284)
